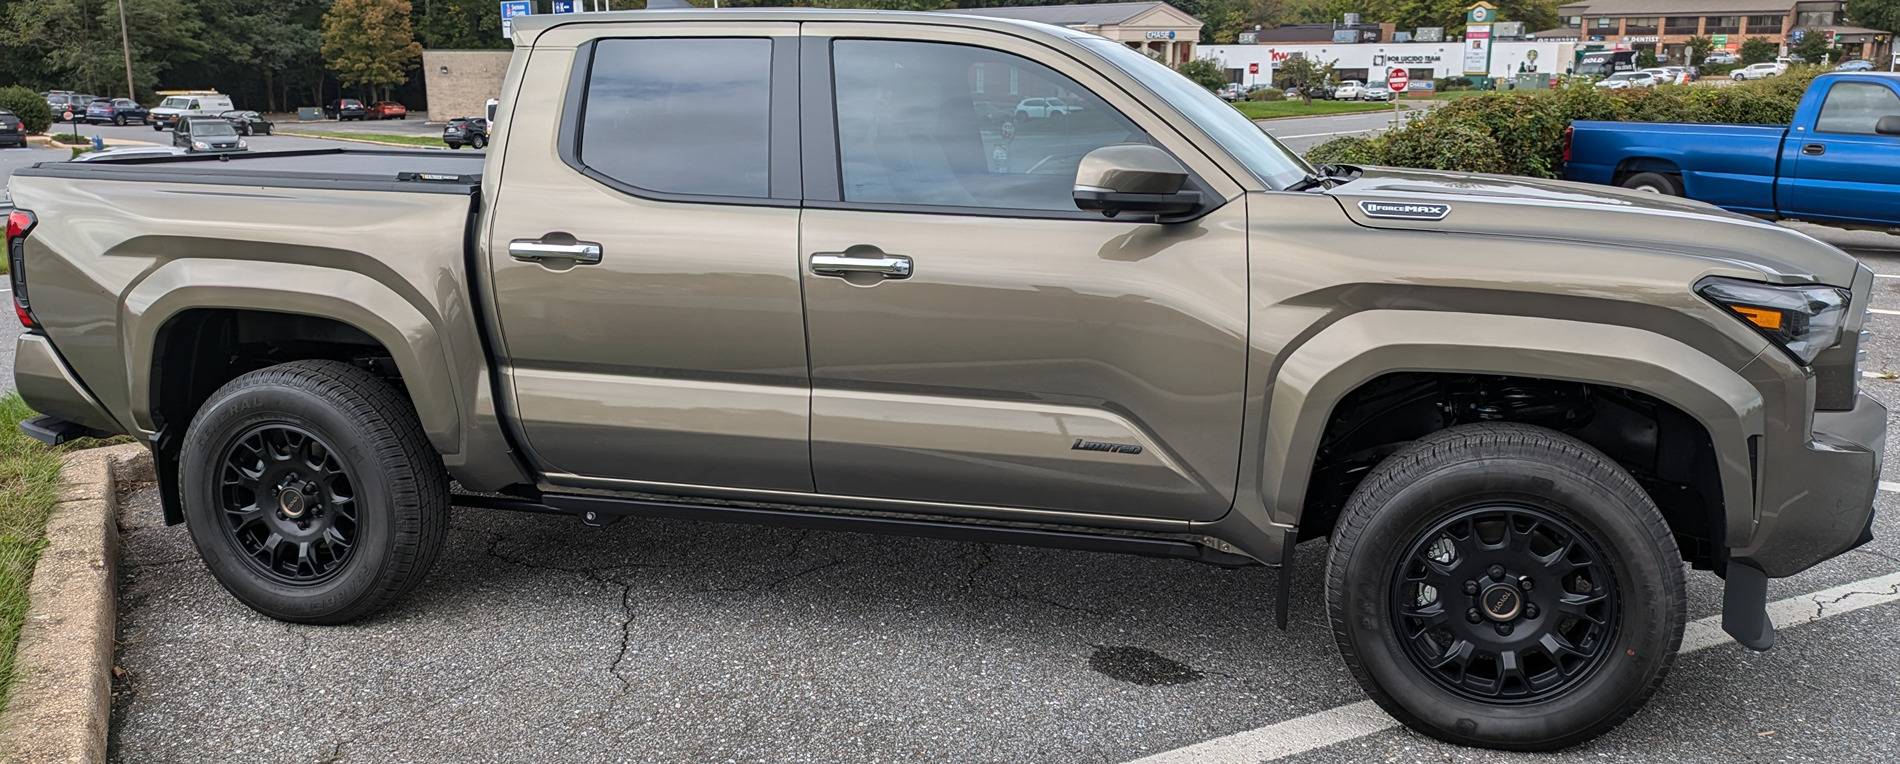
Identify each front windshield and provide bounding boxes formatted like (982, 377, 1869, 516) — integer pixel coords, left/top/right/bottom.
(1077, 37, 1314, 190)
(160, 97, 188, 109)
(194, 121, 236, 136)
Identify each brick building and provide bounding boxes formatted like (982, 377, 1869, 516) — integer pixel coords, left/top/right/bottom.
(422, 50, 512, 124)
(1539, 0, 1892, 65)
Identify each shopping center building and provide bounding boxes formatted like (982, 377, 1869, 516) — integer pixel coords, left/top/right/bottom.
(1199, 39, 1578, 86)
(955, 2, 1206, 65)
(1535, 0, 1891, 64)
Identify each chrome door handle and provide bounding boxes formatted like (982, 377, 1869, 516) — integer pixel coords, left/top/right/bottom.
(1802, 143, 1826, 156)
(810, 252, 912, 279)
(509, 239, 602, 264)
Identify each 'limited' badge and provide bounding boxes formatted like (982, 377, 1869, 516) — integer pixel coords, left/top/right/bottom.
(1358, 200, 1451, 220)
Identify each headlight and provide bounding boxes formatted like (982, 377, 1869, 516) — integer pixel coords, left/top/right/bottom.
(1698, 277, 1850, 365)
(237, 139, 247, 148)
(192, 141, 206, 149)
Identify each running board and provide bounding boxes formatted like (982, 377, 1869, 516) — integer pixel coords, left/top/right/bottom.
(452, 491, 1257, 568)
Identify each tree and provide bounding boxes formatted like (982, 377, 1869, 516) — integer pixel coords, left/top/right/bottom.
(1845, 0, 1900, 37)
(0, 0, 205, 98)
(0, 86, 53, 134)
(1739, 36, 1779, 64)
(1686, 35, 1714, 65)
(1789, 31, 1838, 64)
(1273, 55, 1335, 103)
(321, 0, 422, 101)
(1176, 57, 1229, 90)
(1635, 49, 1659, 68)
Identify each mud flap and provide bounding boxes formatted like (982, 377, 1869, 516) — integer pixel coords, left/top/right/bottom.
(1721, 561, 1775, 650)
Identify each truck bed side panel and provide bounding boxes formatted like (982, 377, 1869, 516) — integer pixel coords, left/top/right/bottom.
(1565, 121, 1786, 215)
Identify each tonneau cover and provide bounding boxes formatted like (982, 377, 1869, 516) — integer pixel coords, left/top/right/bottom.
(13, 147, 484, 194)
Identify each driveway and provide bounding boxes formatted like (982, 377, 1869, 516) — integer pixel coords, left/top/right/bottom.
(106, 251, 1900, 762)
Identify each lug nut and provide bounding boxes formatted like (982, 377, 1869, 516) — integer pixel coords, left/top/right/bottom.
(1487, 564, 1506, 579)
(1519, 576, 1534, 591)
(1495, 623, 1513, 636)
(1524, 604, 1540, 619)
(1467, 608, 1482, 623)
(1463, 580, 1479, 595)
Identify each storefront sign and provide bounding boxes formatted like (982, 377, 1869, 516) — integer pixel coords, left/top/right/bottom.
(1464, 24, 1492, 75)
(1375, 54, 1443, 65)
(1145, 31, 1177, 40)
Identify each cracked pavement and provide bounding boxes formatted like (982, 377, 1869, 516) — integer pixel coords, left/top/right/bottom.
(105, 247, 1900, 763)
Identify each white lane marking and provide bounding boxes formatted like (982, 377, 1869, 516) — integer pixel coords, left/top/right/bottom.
(1869, 308, 1900, 316)
(1271, 128, 1383, 139)
(1874, 273, 1899, 279)
(1881, 481, 1900, 493)
(1123, 569, 1900, 764)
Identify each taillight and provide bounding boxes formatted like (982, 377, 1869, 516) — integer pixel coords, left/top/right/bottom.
(8, 209, 37, 329)
(1561, 125, 1574, 165)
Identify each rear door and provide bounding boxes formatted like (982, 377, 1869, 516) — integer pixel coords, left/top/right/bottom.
(794, 24, 1250, 522)
(1782, 78, 1900, 226)
(485, 21, 813, 491)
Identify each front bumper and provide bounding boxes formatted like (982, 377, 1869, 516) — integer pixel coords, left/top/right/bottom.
(1735, 390, 1885, 576)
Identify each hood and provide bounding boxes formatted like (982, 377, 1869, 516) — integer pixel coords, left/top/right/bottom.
(1326, 166, 1861, 287)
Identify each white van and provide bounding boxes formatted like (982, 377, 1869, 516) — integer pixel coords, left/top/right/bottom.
(149, 92, 235, 132)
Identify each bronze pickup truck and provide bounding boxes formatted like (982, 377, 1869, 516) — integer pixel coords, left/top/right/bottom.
(5, 8, 1884, 751)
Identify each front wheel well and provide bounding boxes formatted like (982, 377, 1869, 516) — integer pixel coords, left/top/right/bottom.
(1301, 372, 1725, 569)
(148, 309, 409, 522)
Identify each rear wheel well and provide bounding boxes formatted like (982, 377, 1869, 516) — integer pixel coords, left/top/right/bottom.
(1301, 372, 1725, 569)
(149, 309, 408, 523)
(1611, 157, 1683, 185)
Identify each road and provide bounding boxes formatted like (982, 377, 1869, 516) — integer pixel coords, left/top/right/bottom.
(1256, 102, 1433, 154)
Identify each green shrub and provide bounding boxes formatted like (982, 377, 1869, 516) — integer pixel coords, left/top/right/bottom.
(1434, 76, 1474, 91)
(49, 133, 87, 145)
(1740, 37, 1778, 64)
(0, 86, 51, 134)
(1314, 69, 1821, 177)
(1175, 58, 1228, 91)
(1246, 87, 1286, 101)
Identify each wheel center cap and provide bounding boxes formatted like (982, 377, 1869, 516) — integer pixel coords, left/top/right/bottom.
(278, 487, 308, 518)
(1481, 583, 1523, 621)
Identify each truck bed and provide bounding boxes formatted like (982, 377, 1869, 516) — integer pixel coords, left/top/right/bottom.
(13, 147, 484, 195)
(1564, 120, 1787, 216)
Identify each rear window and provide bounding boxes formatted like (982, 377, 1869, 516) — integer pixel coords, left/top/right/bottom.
(577, 37, 772, 198)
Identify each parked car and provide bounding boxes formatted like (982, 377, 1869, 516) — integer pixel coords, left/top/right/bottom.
(1704, 50, 1740, 65)
(367, 101, 408, 120)
(1360, 83, 1395, 101)
(442, 116, 488, 149)
(1641, 67, 1690, 85)
(1565, 72, 1900, 228)
(0, 110, 24, 148)
(219, 110, 274, 136)
(150, 92, 235, 131)
(8, 11, 1885, 754)
(1298, 82, 1338, 100)
(86, 98, 149, 126)
(1593, 71, 1657, 89)
(1215, 83, 1243, 101)
(1334, 79, 1365, 99)
(1836, 59, 1876, 72)
(324, 99, 368, 120)
(171, 115, 247, 153)
(1011, 96, 1078, 119)
(1731, 62, 1785, 80)
(43, 92, 88, 121)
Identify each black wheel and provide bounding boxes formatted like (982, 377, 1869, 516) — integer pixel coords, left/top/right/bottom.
(152, 123, 163, 131)
(1620, 171, 1682, 196)
(180, 360, 449, 624)
(114, 116, 125, 126)
(471, 135, 486, 149)
(1327, 423, 1684, 750)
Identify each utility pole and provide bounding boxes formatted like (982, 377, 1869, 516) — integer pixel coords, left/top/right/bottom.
(116, 0, 135, 98)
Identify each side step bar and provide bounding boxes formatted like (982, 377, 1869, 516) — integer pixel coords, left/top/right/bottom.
(452, 491, 1257, 568)
(19, 415, 111, 447)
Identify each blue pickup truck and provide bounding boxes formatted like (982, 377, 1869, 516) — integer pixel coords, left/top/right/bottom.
(1563, 72, 1900, 229)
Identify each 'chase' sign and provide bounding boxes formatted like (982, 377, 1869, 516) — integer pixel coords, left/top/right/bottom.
(1145, 31, 1177, 39)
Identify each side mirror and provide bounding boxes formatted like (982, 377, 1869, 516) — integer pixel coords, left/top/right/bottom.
(1878, 115, 1900, 136)
(1073, 143, 1201, 220)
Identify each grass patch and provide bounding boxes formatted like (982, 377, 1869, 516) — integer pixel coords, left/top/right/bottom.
(1430, 89, 1492, 100)
(279, 130, 448, 149)
(0, 393, 69, 710)
(1233, 100, 1404, 119)
(47, 133, 88, 145)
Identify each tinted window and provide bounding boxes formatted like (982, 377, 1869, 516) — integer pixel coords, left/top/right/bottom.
(1815, 82, 1900, 135)
(831, 39, 1147, 211)
(581, 38, 771, 198)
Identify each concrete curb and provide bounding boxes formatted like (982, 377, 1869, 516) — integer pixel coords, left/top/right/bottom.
(0, 444, 152, 764)
(276, 131, 451, 151)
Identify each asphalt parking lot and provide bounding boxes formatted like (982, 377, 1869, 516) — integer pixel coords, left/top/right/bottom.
(104, 248, 1900, 763)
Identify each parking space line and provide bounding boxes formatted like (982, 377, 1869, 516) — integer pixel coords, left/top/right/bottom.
(1881, 481, 1900, 493)
(1870, 308, 1900, 316)
(1123, 569, 1900, 764)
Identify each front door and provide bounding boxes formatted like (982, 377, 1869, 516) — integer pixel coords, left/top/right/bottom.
(1783, 79, 1900, 226)
(486, 23, 814, 491)
(796, 27, 1250, 522)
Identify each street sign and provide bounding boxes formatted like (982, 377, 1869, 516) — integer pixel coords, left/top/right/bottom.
(500, 1, 532, 40)
(61, 109, 74, 122)
(1248, 62, 1260, 74)
(1386, 68, 1410, 91)
(552, 0, 580, 13)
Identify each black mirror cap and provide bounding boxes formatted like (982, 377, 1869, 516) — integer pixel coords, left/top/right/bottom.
(1073, 188, 1203, 220)
(1877, 115, 1900, 136)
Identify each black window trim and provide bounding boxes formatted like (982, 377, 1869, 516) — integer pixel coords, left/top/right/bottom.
(1812, 79, 1900, 138)
(802, 33, 1225, 224)
(557, 34, 802, 208)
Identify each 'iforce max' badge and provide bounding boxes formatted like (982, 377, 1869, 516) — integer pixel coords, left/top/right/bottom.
(1358, 200, 1452, 220)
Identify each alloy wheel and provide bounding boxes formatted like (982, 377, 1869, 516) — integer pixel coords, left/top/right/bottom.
(217, 424, 359, 586)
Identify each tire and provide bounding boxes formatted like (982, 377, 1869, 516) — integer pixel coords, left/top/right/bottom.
(1326, 423, 1685, 751)
(1620, 171, 1682, 195)
(471, 135, 486, 149)
(114, 116, 124, 126)
(180, 360, 449, 625)
(152, 123, 163, 131)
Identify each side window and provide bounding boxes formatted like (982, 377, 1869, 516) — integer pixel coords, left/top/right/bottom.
(1815, 82, 1900, 135)
(579, 38, 772, 198)
(831, 39, 1151, 212)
